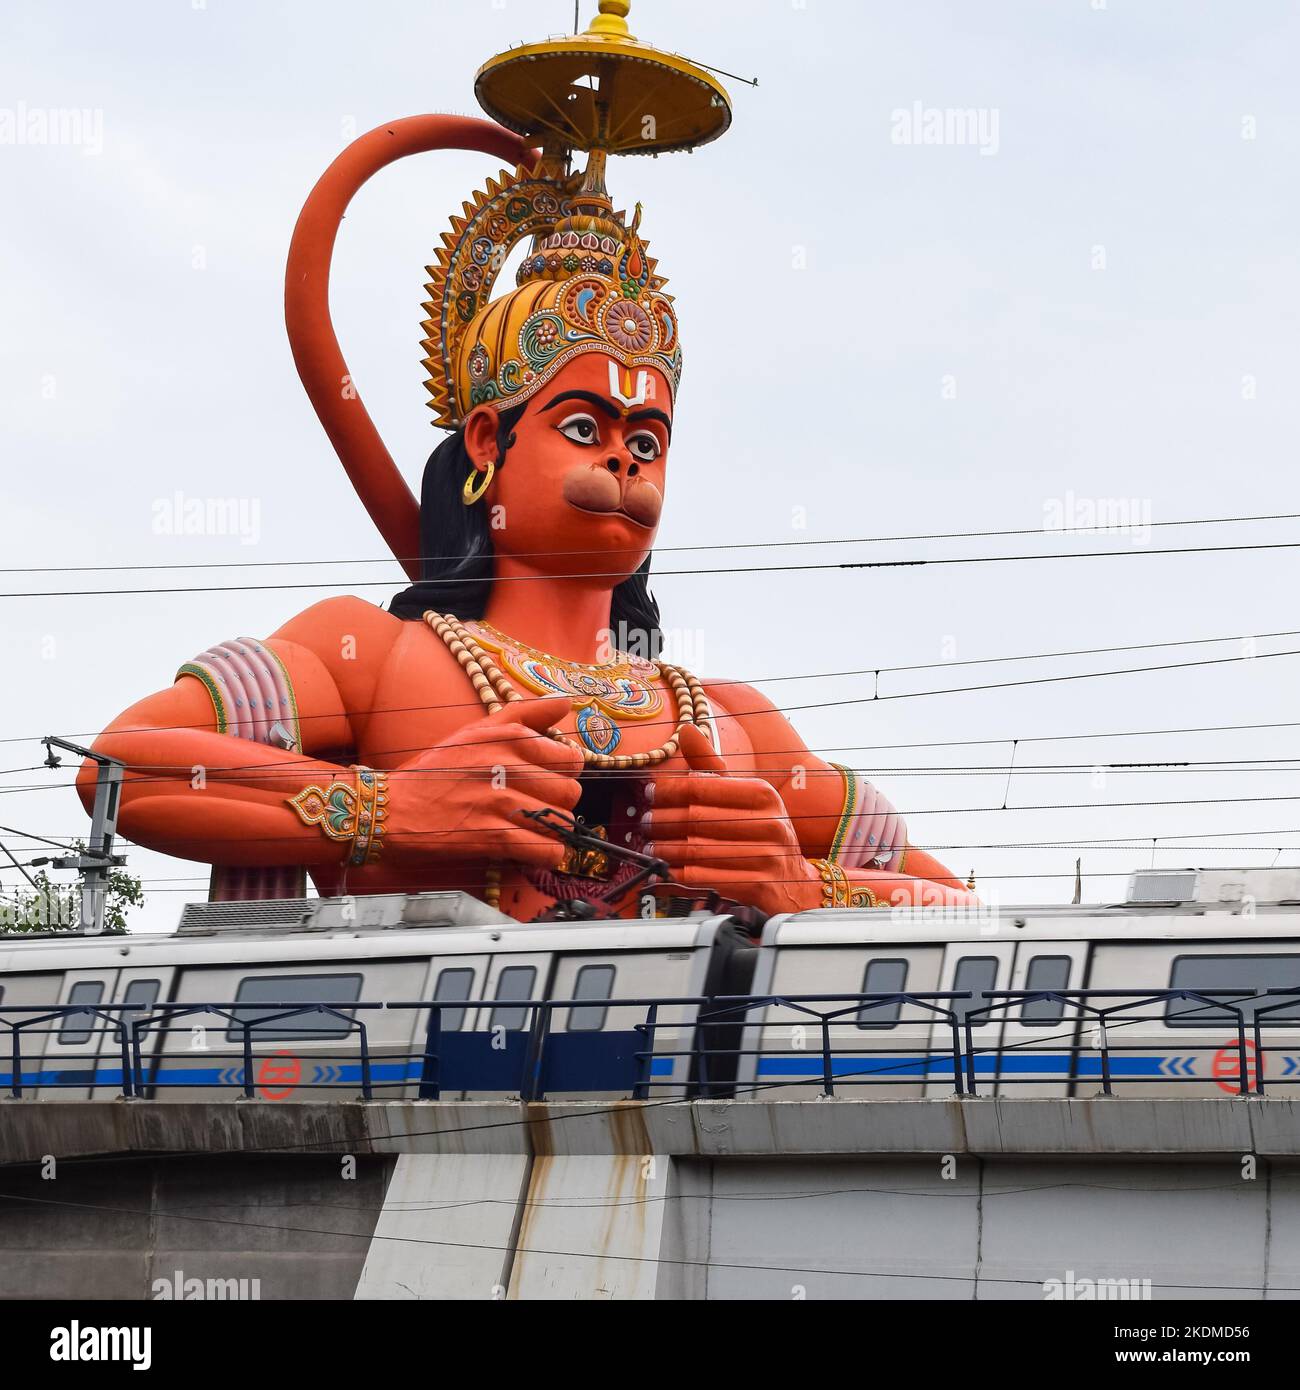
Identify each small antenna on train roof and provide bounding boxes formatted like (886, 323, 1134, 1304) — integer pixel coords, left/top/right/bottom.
(1072, 857, 1082, 905)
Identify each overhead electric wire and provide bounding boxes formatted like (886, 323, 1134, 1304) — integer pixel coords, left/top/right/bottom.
(4, 1186, 1290, 1291)
(7, 756, 1300, 786)
(3, 841, 1299, 877)
(0, 840, 38, 890)
(0, 823, 75, 852)
(3, 507, 1296, 576)
(5, 537, 1300, 599)
(6, 758, 1300, 801)
(124, 1173, 1288, 1217)
(812, 626, 1300, 680)
(0, 793, 1298, 854)
(5, 841, 1300, 885)
(836, 719, 1300, 753)
(0, 638, 1296, 754)
(4, 828, 1297, 859)
(1, 628, 1293, 868)
(8, 863, 1291, 892)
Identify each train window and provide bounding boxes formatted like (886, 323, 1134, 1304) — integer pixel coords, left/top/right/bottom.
(856, 959, 908, 1029)
(489, 966, 537, 1032)
(58, 981, 105, 1044)
(1021, 957, 1072, 1026)
(121, 980, 161, 1017)
(567, 965, 616, 1032)
(1167, 955, 1300, 1027)
(952, 957, 999, 1025)
(432, 968, 475, 1032)
(226, 974, 364, 1041)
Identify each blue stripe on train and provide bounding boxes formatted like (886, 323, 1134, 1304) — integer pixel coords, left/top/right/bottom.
(0, 1054, 1149, 1090)
(0, 1033, 677, 1091)
(755, 1053, 1167, 1078)
(12, 1046, 1218, 1092)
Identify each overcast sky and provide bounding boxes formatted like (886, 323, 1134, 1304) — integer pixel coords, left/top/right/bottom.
(3, 0, 1299, 932)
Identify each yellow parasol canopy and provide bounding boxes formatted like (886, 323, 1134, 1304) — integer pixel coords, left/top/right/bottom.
(474, 0, 731, 157)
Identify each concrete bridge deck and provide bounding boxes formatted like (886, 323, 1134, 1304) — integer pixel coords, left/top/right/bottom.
(1, 1098, 1295, 1299)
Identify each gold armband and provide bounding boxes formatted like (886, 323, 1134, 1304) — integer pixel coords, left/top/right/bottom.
(288, 765, 388, 867)
(809, 858, 880, 909)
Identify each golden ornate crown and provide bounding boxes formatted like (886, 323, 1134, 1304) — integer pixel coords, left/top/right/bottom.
(420, 155, 680, 429)
(419, 0, 732, 430)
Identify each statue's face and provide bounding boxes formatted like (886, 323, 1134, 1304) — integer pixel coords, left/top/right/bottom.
(463, 353, 673, 580)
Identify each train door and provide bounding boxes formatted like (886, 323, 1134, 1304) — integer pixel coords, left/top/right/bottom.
(544, 951, 699, 1100)
(461, 951, 553, 1098)
(91, 967, 176, 1099)
(993, 944, 1089, 1097)
(420, 954, 491, 1100)
(843, 950, 949, 1098)
(39, 968, 119, 1100)
(925, 944, 1016, 1097)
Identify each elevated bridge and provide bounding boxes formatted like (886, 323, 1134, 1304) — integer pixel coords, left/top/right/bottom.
(1, 1096, 1296, 1300)
(6, 881, 1300, 1300)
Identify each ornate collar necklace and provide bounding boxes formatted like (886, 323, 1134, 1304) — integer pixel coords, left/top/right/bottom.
(468, 619, 665, 721)
(423, 610, 713, 769)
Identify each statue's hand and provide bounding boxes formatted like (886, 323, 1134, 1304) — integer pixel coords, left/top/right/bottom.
(643, 725, 819, 916)
(389, 695, 582, 869)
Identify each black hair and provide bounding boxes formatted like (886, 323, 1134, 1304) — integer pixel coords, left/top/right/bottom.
(388, 401, 663, 659)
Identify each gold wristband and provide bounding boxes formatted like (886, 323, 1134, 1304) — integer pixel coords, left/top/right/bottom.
(287, 765, 388, 867)
(809, 858, 879, 909)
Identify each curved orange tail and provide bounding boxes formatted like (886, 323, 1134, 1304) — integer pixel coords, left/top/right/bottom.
(284, 115, 535, 579)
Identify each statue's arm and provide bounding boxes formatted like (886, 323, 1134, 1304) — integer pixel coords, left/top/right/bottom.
(81, 598, 584, 873)
(77, 598, 393, 867)
(697, 679, 977, 910)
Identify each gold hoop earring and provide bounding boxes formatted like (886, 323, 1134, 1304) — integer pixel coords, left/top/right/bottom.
(462, 457, 494, 506)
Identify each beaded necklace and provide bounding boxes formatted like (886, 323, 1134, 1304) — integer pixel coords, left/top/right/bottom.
(423, 610, 714, 770)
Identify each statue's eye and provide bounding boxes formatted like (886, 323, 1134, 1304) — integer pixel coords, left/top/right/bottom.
(626, 431, 661, 462)
(558, 413, 600, 445)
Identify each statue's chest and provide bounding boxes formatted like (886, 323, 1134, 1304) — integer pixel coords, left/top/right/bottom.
(362, 619, 691, 764)
(466, 622, 669, 758)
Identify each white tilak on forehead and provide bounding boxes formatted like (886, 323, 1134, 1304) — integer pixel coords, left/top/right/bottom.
(607, 361, 652, 408)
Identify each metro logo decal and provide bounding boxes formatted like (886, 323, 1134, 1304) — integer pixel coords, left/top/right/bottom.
(257, 1050, 301, 1101)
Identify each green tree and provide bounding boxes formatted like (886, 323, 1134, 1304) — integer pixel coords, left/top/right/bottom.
(0, 842, 143, 934)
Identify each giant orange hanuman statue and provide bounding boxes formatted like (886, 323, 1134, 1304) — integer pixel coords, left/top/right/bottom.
(79, 1, 977, 921)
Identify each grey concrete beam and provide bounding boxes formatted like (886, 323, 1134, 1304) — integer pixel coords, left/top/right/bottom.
(2, 1097, 1296, 1165)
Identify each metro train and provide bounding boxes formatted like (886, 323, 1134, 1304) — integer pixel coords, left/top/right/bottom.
(2, 867, 1300, 1102)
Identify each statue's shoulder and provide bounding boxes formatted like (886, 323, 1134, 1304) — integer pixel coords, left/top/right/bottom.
(271, 599, 479, 700)
(697, 677, 778, 719)
(698, 675, 816, 769)
(269, 595, 403, 654)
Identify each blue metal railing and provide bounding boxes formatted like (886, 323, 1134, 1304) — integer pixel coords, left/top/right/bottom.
(710, 988, 1292, 1098)
(2, 987, 1299, 1101)
(0, 996, 706, 1102)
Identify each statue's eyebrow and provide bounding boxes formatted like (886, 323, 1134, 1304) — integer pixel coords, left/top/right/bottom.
(538, 389, 620, 419)
(628, 407, 672, 439)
